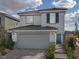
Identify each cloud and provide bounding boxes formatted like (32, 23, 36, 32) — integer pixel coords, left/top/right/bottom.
(64, 10, 79, 31)
(12, 14, 20, 19)
(65, 14, 74, 23)
(0, 0, 43, 15)
(52, 0, 76, 8)
(65, 23, 75, 31)
(65, 10, 79, 23)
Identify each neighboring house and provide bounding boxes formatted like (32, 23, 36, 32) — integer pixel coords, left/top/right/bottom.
(10, 8, 67, 49)
(65, 31, 79, 49)
(65, 31, 78, 40)
(0, 12, 19, 30)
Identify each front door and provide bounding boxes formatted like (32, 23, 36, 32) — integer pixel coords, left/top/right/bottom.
(56, 34, 61, 44)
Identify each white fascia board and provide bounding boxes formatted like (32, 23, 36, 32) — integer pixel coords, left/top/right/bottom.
(10, 30, 57, 32)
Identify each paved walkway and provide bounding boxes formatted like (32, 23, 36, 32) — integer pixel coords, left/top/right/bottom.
(55, 44, 68, 59)
(0, 45, 68, 59)
(0, 49, 45, 59)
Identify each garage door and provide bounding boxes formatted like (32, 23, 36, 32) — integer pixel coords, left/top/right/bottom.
(15, 32, 49, 49)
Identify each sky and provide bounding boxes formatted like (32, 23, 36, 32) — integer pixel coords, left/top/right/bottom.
(0, 0, 79, 31)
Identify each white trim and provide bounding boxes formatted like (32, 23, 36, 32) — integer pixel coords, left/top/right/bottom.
(55, 33, 57, 45)
(61, 34, 63, 44)
(8, 30, 57, 32)
(12, 33, 17, 42)
(49, 32, 52, 42)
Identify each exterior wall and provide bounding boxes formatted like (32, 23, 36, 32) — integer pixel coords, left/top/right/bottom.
(17, 10, 65, 44)
(33, 15, 41, 25)
(17, 15, 41, 27)
(41, 13, 65, 34)
(5, 17, 17, 30)
(16, 16, 33, 27)
(41, 14, 47, 27)
(18, 12, 65, 34)
(0, 14, 5, 27)
(49, 32, 56, 43)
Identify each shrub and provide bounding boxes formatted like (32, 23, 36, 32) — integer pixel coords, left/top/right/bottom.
(63, 40, 75, 59)
(68, 38, 75, 50)
(45, 42, 55, 59)
(0, 26, 6, 47)
(0, 26, 15, 55)
(0, 26, 15, 50)
(0, 46, 6, 55)
(5, 33, 15, 50)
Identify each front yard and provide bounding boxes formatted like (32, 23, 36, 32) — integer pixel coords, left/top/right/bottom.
(0, 26, 72, 59)
(0, 26, 15, 56)
(0, 43, 55, 59)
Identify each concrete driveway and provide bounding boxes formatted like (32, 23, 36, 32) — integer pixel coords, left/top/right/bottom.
(0, 49, 46, 59)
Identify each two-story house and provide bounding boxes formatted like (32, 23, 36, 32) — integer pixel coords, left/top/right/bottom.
(10, 8, 67, 49)
(0, 12, 19, 30)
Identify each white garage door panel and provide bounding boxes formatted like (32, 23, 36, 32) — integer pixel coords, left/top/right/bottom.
(16, 34, 49, 49)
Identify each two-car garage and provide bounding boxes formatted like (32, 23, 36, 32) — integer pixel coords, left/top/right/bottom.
(11, 25, 57, 49)
(15, 32, 50, 49)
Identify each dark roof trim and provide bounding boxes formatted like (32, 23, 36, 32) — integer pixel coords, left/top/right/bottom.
(17, 8, 67, 14)
(38, 8, 67, 11)
(9, 25, 58, 30)
(0, 12, 19, 22)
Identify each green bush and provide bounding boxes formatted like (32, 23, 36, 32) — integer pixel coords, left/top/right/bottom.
(0, 46, 6, 55)
(0, 26, 15, 56)
(63, 40, 75, 59)
(5, 33, 15, 50)
(68, 38, 75, 50)
(45, 43, 55, 59)
(0, 26, 15, 50)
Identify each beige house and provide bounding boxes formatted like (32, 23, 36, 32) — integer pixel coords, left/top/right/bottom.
(0, 12, 19, 30)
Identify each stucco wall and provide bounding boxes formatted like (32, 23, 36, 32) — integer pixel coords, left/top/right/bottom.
(5, 17, 17, 30)
(0, 14, 5, 27)
(16, 16, 33, 27)
(41, 13, 65, 34)
(33, 15, 41, 25)
(18, 11, 65, 34)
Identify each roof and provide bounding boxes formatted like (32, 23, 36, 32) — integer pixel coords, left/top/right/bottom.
(9, 25, 57, 30)
(0, 12, 19, 22)
(17, 8, 67, 14)
(65, 31, 79, 34)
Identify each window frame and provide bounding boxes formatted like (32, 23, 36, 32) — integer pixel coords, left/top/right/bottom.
(50, 13, 56, 24)
(26, 15, 34, 24)
(56, 13, 59, 23)
(47, 13, 59, 24)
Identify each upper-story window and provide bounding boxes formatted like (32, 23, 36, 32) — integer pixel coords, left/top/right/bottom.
(26, 16, 33, 24)
(47, 13, 59, 24)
